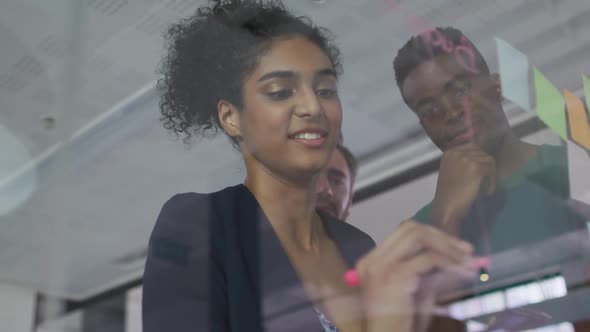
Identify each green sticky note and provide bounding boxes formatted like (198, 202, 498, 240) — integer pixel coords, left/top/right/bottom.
(583, 75, 590, 113)
(534, 68, 567, 140)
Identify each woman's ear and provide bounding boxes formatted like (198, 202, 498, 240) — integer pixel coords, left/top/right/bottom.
(218, 100, 242, 139)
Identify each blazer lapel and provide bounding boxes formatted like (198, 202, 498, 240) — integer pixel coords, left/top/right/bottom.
(237, 185, 323, 332)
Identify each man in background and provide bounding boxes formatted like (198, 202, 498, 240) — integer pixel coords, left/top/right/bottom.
(392, 26, 589, 332)
(392, 26, 584, 253)
(316, 144, 358, 222)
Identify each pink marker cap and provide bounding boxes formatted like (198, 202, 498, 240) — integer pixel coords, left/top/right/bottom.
(473, 256, 491, 270)
(344, 269, 360, 287)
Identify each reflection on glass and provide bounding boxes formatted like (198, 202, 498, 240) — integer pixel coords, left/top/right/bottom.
(0, 0, 589, 331)
(449, 276, 567, 327)
(0, 122, 36, 216)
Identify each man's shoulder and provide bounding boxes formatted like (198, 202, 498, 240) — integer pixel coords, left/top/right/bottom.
(410, 144, 568, 225)
(511, 143, 569, 197)
(536, 144, 568, 164)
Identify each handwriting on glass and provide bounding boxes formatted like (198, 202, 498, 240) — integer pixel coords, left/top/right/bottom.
(422, 31, 480, 74)
(385, 0, 480, 74)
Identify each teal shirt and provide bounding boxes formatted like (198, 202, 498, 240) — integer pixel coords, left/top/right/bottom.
(413, 144, 584, 254)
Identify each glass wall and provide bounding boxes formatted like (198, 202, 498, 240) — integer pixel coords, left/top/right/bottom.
(1, 0, 588, 331)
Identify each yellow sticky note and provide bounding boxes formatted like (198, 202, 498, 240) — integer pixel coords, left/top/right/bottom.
(534, 68, 567, 140)
(564, 89, 590, 149)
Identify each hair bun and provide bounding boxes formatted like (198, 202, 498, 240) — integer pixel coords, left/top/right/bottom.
(158, 0, 341, 146)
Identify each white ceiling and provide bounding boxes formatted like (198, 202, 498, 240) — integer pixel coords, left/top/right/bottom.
(0, 0, 589, 300)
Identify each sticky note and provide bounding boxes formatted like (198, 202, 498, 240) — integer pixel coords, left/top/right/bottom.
(563, 89, 590, 149)
(584, 75, 590, 113)
(567, 140, 590, 204)
(495, 38, 531, 111)
(534, 67, 567, 140)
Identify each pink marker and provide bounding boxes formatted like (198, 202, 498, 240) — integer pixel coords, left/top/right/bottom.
(344, 258, 490, 288)
(473, 256, 491, 270)
(344, 269, 360, 287)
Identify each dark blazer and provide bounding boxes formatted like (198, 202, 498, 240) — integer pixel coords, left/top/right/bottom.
(142, 184, 375, 332)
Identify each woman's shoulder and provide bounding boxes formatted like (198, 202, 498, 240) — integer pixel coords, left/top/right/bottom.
(163, 184, 244, 207)
(163, 184, 246, 211)
(151, 185, 245, 237)
(147, 185, 247, 266)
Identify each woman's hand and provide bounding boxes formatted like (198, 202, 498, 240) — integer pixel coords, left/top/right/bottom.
(355, 221, 476, 332)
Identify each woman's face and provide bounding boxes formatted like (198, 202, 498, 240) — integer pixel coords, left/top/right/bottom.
(232, 36, 342, 182)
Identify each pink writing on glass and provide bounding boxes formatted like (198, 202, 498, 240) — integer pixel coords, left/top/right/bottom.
(420, 30, 480, 74)
(384, 0, 480, 74)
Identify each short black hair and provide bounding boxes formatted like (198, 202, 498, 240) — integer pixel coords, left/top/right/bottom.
(336, 144, 358, 189)
(158, 0, 342, 144)
(393, 27, 489, 90)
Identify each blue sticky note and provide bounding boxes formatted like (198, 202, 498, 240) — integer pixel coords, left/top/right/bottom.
(495, 38, 531, 111)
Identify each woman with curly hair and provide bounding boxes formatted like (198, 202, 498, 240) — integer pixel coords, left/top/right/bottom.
(142, 1, 476, 331)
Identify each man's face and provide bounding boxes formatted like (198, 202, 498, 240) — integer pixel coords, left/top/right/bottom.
(401, 53, 510, 152)
(316, 148, 353, 221)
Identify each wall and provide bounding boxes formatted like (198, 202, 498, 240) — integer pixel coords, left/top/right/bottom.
(0, 282, 36, 332)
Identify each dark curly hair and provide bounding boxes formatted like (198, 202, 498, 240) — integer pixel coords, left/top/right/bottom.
(393, 27, 489, 92)
(157, 0, 342, 144)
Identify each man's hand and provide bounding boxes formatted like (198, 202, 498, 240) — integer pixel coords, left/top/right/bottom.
(431, 143, 497, 234)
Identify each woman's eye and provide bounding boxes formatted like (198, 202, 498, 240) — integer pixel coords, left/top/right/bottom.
(267, 89, 293, 100)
